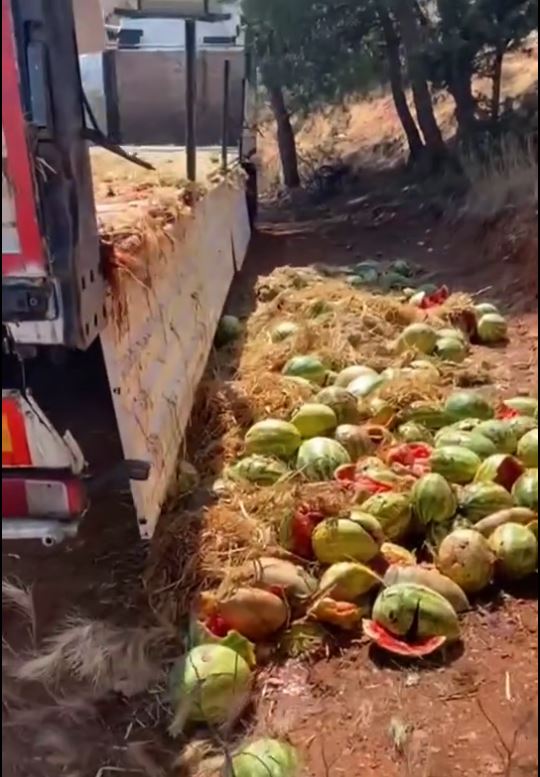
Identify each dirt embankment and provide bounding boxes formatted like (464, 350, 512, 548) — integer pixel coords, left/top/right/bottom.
(257, 44, 538, 192)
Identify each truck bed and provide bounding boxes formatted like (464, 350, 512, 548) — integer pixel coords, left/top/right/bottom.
(91, 145, 251, 538)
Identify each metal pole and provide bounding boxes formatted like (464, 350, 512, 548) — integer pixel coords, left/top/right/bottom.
(238, 74, 246, 160)
(102, 49, 121, 143)
(221, 59, 230, 173)
(185, 19, 197, 182)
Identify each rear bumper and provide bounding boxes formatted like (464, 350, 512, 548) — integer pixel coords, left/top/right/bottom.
(2, 518, 80, 546)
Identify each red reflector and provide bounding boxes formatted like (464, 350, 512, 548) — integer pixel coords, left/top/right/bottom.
(2, 476, 87, 519)
(2, 398, 32, 466)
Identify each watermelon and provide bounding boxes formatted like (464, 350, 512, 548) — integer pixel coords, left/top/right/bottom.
(169, 644, 252, 730)
(430, 446, 481, 484)
(271, 321, 300, 343)
(437, 529, 494, 593)
(508, 415, 537, 439)
(383, 565, 470, 612)
(435, 337, 468, 363)
(409, 360, 441, 381)
(437, 328, 468, 343)
(434, 430, 497, 460)
(291, 404, 337, 438)
(477, 313, 508, 344)
(474, 507, 538, 537)
(474, 302, 500, 318)
(245, 420, 301, 459)
(489, 523, 538, 580)
(410, 291, 427, 307)
(475, 420, 518, 454)
(512, 469, 538, 512)
(315, 387, 360, 424)
(412, 473, 458, 525)
(334, 424, 373, 459)
(366, 397, 394, 426)
(397, 323, 438, 355)
(398, 422, 434, 445)
(389, 259, 414, 277)
(371, 583, 460, 642)
(444, 391, 494, 422)
(361, 492, 413, 541)
(282, 355, 326, 385)
(312, 516, 381, 564)
(517, 429, 538, 468)
(348, 373, 385, 398)
(503, 397, 538, 418)
(227, 455, 289, 485)
(296, 437, 351, 481)
(334, 365, 378, 388)
(349, 268, 379, 286)
(459, 482, 514, 523)
(319, 562, 382, 601)
(401, 404, 452, 430)
(363, 619, 447, 658)
(474, 454, 525, 490)
(214, 315, 242, 347)
(230, 739, 300, 777)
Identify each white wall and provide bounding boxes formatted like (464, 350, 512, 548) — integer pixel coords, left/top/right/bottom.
(119, 2, 242, 48)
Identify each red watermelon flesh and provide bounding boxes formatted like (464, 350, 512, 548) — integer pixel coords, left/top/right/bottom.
(363, 620, 446, 658)
(493, 457, 525, 491)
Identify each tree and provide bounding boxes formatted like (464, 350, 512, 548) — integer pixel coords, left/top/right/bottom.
(425, 0, 537, 134)
(242, 0, 380, 188)
(475, 0, 538, 122)
(392, 0, 447, 158)
(434, 0, 478, 134)
(376, 0, 426, 161)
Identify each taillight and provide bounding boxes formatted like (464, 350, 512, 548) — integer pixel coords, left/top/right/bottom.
(2, 474, 87, 519)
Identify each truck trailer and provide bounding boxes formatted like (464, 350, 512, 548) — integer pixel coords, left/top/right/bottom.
(2, 0, 256, 545)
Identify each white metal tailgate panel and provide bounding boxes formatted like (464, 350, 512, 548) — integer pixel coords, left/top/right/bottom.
(100, 182, 250, 538)
(2, 126, 20, 254)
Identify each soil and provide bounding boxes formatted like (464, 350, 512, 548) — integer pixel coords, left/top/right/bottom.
(2, 190, 538, 777)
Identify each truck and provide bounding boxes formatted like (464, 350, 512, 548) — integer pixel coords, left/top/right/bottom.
(2, 0, 256, 546)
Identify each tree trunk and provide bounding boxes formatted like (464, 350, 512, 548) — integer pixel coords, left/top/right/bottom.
(393, 0, 446, 157)
(448, 56, 477, 135)
(267, 83, 301, 189)
(377, 1, 425, 161)
(436, 1, 477, 137)
(491, 45, 505, 122)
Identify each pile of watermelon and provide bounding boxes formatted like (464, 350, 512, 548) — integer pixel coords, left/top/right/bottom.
(207, 285, 537, 661)
(164, 274, 537, 773)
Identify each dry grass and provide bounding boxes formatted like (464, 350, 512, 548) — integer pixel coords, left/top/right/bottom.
(239, 271, 418, 378)
(462, 135, 538, 220)
(257, 43, 538, 191)
(5, 612, 172, 698)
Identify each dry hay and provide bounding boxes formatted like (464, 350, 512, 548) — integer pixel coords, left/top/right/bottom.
(145, 503, 269, 626)
(145, 478, 356, 626)
(186, 373, 314, 478)
(146, 264, 491, 627)
(240, 273, 419, 377)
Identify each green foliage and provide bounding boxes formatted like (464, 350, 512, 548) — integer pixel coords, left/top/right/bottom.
(422, 0, 537, 111)
(242, 0, 384, 110)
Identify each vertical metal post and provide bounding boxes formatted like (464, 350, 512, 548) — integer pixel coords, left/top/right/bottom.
(185, 19, 197, 182)
(102, 49, 121, 143)
(238, 74, 246, 160)
(221, 59, 230, 173)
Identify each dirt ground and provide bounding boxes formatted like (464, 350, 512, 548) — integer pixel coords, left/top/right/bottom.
(2, 190, 538, 776)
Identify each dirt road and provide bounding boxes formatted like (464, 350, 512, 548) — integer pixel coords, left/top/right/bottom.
(3, 197, 538, 776)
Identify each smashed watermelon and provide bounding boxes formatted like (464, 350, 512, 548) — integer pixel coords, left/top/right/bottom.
(363, 620, 446, 658)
